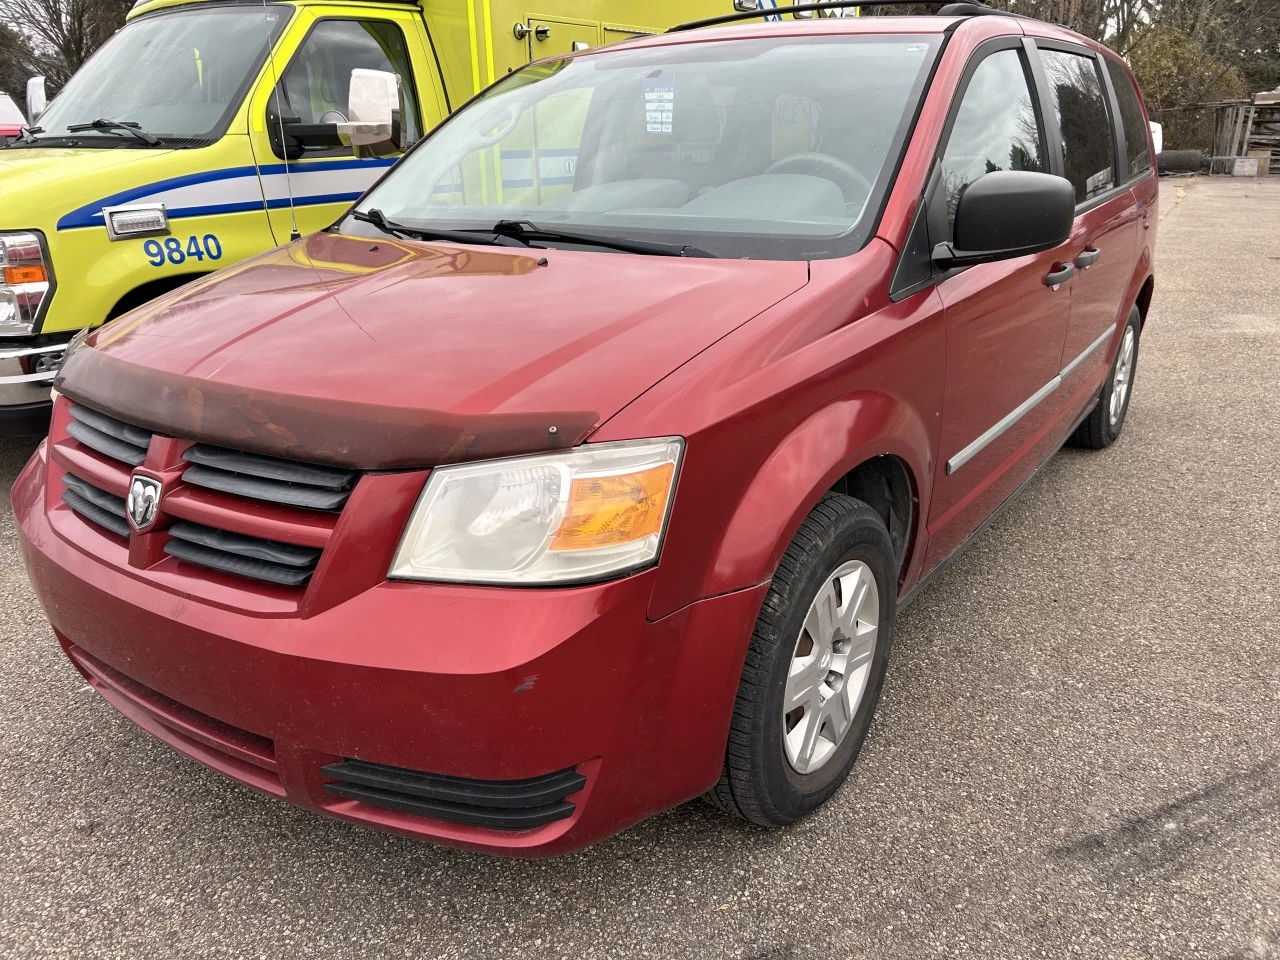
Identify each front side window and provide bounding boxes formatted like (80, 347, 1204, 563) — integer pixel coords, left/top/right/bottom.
(1103, 56, 1151, 180)
(33, 6, 290, 145)
(939, 48, 1045, 233)
(276, 19, 422, 157)
(343, 36, 941, 261)
(1040, 49, 1116, 203)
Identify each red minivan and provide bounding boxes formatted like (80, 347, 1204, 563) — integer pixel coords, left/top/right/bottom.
(13, 2, 1157, 856)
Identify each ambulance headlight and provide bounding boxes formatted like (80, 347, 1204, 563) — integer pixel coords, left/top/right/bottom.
(0, 231, 53, 336)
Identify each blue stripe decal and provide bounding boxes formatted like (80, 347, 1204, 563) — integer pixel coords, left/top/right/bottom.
(255, 157, 398, 176)
(265, 192, 364, 210)
(56, 158, 398, 231)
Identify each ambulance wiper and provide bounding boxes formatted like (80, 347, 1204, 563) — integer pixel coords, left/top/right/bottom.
(65, 119, 163, 146)
(351, 208, 524, 248)
(488, 220, 716, 258)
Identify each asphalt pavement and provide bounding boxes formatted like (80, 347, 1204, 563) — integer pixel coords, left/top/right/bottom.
(1, 176, 1278, 960)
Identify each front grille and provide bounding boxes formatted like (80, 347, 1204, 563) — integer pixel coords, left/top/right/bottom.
(56, 403, 358, 588)
(321, 760, 587, 831)
(182, 445, 357, 511)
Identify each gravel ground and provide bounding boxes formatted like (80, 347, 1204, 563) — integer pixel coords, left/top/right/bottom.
(1, 177, 1278, 960)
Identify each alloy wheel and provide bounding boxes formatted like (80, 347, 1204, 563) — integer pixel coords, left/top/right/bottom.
(782, 559, 880, 775)
(1110, 326, 1136, 426)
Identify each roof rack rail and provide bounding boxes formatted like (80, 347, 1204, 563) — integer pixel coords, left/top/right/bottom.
(668, 0, 1009, 34)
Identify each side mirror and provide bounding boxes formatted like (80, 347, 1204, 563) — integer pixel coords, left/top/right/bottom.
(26, 76, 48, 122)
(931, 171, 1074, 269)
(338, 69, 404, 155)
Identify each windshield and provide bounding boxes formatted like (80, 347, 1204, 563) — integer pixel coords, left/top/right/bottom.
(347, 35, 939, 260)
(33, 5, 290, 145)
(0, 96, 23, 126)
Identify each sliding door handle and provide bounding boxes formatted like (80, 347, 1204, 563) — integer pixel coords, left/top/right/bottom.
(1044, 262, 1075, 287)
(1075, 247, 1102, 269)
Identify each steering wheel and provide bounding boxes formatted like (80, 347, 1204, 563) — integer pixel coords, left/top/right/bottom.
(765, 153, 874, 206)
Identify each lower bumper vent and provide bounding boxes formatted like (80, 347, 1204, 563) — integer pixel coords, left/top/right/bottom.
(321, 760, 586, 831)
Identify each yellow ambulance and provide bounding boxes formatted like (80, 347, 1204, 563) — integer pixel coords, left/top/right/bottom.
(0, 0, 727, 433)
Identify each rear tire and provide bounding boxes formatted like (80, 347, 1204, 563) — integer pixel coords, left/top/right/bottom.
(1070, 306, 1141, 450)
(707, 493, 895, 826)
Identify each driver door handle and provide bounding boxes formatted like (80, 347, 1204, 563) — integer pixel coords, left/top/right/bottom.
(1075, 247, 1102, 269)
(1044, 262, 1075, 288)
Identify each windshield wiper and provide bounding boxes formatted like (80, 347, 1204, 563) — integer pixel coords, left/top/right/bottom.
(489, 220, 715, 258)
(350, 208, 523, 248)
(65, 118, 163, 146)
(18, 126, 42, 144)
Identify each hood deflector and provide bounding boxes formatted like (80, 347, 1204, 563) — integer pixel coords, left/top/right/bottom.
(56, 347, 596, 470)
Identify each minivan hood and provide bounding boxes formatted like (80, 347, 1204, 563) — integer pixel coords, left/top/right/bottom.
(57, 232, 809, 468)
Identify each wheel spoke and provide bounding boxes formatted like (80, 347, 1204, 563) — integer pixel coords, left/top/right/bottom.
(846, 631, 876, 675)
(825, 682, 854, 744)
(804, 582, 838, 646)
(798, 705, 823, 770)
(785, 657, 821, 711)
(839, 568, 870, 634)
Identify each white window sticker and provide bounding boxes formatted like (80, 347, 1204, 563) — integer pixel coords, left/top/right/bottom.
(644, 77, 676, 135)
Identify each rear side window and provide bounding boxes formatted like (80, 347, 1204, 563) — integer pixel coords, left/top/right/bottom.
(1039, 50, 1116, 203)
(1104, 57, 1151, 179)
(939, 48, 1045, 232)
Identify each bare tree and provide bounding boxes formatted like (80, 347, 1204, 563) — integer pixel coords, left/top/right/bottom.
(0, 22, 37, 111)
(0, 0, 131, 87)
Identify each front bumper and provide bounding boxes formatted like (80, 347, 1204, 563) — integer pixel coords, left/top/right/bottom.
(0, 341, 66, 433)
(12, 443, 767, 856)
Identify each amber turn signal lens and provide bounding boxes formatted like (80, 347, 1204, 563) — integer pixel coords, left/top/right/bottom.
(3, 265, 47, 285)
(551, 462, 676, 551)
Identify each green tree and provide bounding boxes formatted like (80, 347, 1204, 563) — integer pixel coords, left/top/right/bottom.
(1129, 25, 1246, 148)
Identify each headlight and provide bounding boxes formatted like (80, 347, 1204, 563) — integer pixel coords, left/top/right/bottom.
(0, 232, 53, 336)
(390, 438, 683, 585)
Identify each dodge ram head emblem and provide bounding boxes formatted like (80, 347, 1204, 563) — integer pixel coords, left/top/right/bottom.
(126, 475, 162, 532)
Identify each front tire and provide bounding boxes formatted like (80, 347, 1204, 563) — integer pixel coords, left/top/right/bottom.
(1071, 306, 1141, 449)
(707, 493, 896, 826)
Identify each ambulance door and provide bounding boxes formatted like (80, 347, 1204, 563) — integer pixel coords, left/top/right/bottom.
(246, 7, 446, 243)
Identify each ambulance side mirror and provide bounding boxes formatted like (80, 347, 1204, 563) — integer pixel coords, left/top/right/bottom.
(27, 76, 48, 123)
(339, 69, 405, 157)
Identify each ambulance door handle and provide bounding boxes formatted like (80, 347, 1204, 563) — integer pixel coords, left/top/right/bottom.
(534, 25, 551, 41)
